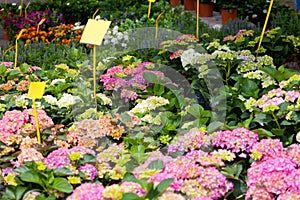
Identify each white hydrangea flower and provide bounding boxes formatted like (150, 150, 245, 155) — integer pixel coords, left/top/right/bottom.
(244, 97, 256, 112)
(50, 79, 65, 86)
(57, 93, 82, 108)
(141, 114, 161, 125)
(296, 131, 300, 143)
(15, 96, 29, 108)
(96, 93, 112, 106)
(130, 96, 169, 114)
(112, 26, 119, 34)
(261, 77, 276, 88)
(43, 95, 58, 106)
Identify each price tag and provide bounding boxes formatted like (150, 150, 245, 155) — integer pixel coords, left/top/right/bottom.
(27, 82, 46, 144)
(28, 82, 46, 99)
(80, 19, 111, 45)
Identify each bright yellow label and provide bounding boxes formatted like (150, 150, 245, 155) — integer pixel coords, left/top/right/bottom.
(28, 82, 46, 99)
(148, 0, 156, 2)
(80, 19, 111, 45)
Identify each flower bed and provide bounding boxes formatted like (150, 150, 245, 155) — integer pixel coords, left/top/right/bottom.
(0, 0, 300, 200)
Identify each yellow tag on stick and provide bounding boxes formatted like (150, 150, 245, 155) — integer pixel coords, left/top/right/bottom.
(28, 82, 46, 144)
(80, 19, 111, 45)
(28, 82, 46, 99)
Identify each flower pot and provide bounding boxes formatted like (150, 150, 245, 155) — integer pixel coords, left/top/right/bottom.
(221, 8, 237, 24)
(195, 3, 214, 17)
(183, 0, 194, 10)
(3, 29, 9, 41)
(170, 0, 181, 6)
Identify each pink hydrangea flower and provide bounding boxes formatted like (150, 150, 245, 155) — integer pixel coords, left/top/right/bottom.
(67, 183, 104, 200)
(213, 127, 259, 154)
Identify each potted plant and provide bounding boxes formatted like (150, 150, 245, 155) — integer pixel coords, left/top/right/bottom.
(220, 0, 238, 23)
(170, 0, 181, 6)
(194, 0, 215, 17)
(183, 0, 195, 10)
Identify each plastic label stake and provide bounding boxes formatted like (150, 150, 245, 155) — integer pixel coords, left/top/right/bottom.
(37, 18, 46, 33)
(196, 0, 199, 38)
(28, 82, 46, 144)
(148, 0, 156, 18)
(156, 11, 165, 39)
(14, 29, 25, 69)
(257, 0, 274, 56)
(80, 12, 111, 101)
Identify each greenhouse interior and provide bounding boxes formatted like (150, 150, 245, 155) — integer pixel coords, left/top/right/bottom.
(1, 0, 300, 199)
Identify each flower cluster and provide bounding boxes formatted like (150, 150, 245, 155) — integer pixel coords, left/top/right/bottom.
(168, 128, 209, 153)
(67, 183, 104, 200)
(254, 88, 300, 112)
(18, 23, 82, 46)
(147, 155, 233, 199)
(73, 113, 125, 147)
(1, 10, 65, 41)
(43, 93, 82, 108)
(96, 143, 131, 180)
(247, 139, 300, 199)
(186, 149, 235, 167)
(103, 25, 129, 48)
(102, 181, 146, 199)
(44, 146, 95, 169)
(0, 109, 53, 144)
(213, 127, 259, 155)
(130, 96, 169, 114)
(237, 53, 276, 88)
(100, 62, 164, 102)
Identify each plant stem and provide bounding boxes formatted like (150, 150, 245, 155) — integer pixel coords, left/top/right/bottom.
(272, 111, 281, 129)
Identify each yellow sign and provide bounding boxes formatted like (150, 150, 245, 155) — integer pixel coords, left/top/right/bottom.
(27, 82, 46, 144)
(28, 82, 46, 99)
(80, 19, 111, 45)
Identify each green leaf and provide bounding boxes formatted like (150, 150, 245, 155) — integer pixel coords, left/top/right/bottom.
(122, 172, 138, 183)
(7, 70, 21, 80)
(53, 168, 74, 176)
(120, 112, 132, 123)
(155, 178, 174, 195)
(207, 121, 224, 133)
(121, 192, 141, 200)
(17, 188, 34, 200)
(131, 145, 145, 154)
(19, 171, 42, 185)
(2, 185, 16, 200)
(271, 128, 285, 136)
(273, 45, 283, 51)
(148, 159, 164, 170)
(187, 104, 203, 118)
(19, 63, 30, 73)
(83, 154, 97, 163)
(0, 64, 6, 76)
(50, 177, 73, 193)
(252, 128, 275, 139)
(240, 79, 259, 98)
(143, 72, 161, 84)
(260, 67, 285, 82)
